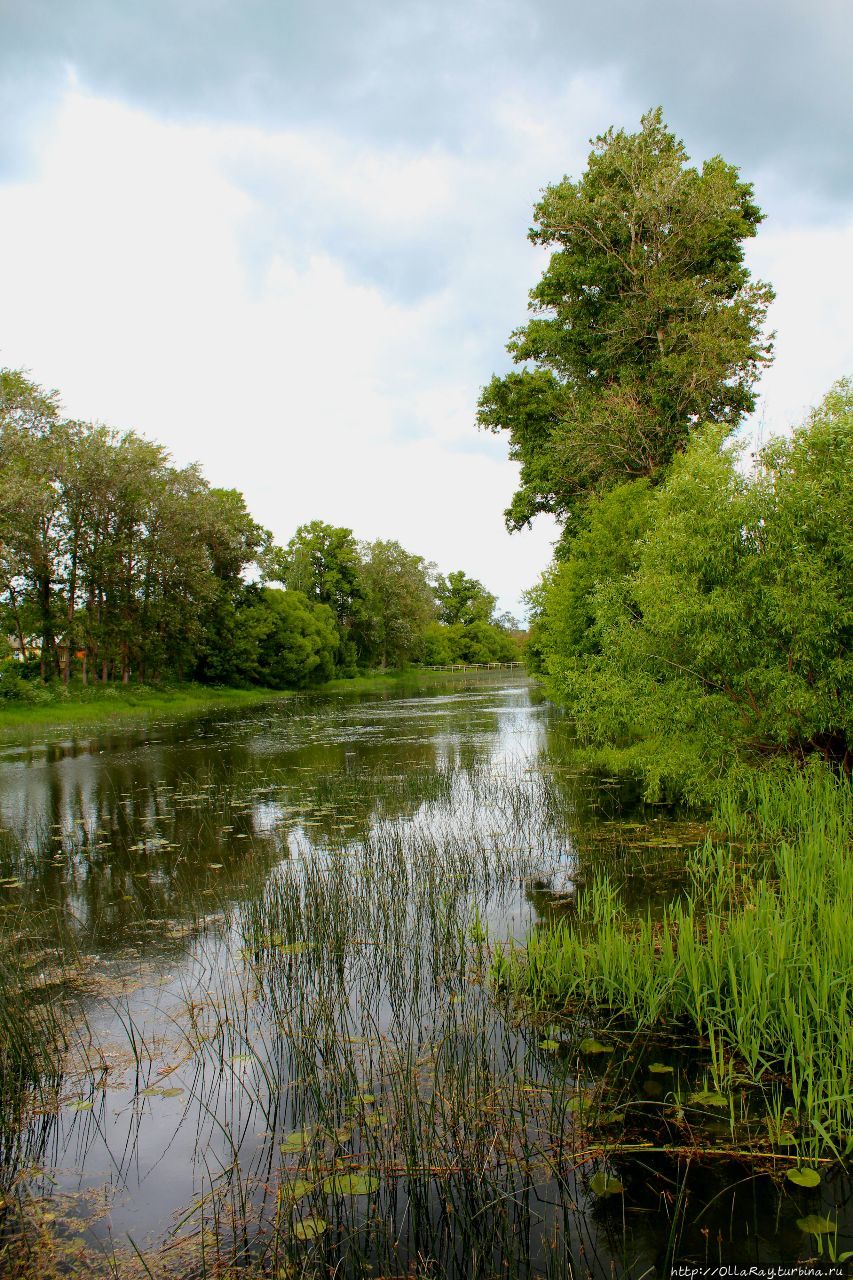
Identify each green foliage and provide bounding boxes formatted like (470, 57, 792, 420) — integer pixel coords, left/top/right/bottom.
(538, 381, 852, 796)
(435, 570, 496, 626)
(266, 521, 366, 674)
(250, 589, 339, 688)
(358, 539, 436, 668)
(498, 763, 852, 1156)
(478, 109, 773, 529)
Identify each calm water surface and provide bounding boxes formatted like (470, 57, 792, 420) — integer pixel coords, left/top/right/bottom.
(0, 675, 849, 1278)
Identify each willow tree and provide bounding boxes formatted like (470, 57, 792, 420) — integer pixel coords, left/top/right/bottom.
(478, 109, 775, 531)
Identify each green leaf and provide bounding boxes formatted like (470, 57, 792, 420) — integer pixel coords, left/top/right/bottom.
(578, 1038, 614, 1055)
(648, 1062, 673, 1074)
(321, 1172, 380, 1196)
(280, 1127, 313, 1153)
(590, 1172, 624, 1197)
(786, 1167, 821, 1188)
(687, 1089, 727, 1108)
(796, 1215, 835, 1235)
(538, 1039, 561, 1052)
(65, 1099, 92, 1112)
(279, 1178, 313, 1201)
(293, 1214, 327, 1240)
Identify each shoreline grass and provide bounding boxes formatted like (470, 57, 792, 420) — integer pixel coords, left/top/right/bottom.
(0, 681, 295, 735)
(494, 761, 853, 1159)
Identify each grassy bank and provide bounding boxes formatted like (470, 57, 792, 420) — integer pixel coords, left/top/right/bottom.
(494, 761, 853, 1159)
(0, 681, 293, 734)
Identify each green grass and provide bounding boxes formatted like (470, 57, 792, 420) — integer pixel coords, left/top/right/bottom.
(494, 761, 853, 1158)
(0, 681, 293, 734)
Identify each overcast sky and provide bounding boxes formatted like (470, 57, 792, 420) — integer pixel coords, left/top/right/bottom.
(1, 0, 851, 613)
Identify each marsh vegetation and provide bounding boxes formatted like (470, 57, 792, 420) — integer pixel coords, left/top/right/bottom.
(0, 675, 849, 1278)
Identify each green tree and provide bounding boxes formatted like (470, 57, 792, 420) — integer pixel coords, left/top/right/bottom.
(251, 589, 339, 688)
(359, 540, 436, 668)
(478, 109, 774, 530)
(267, 521, 366, 673)
(543, 381, 852, 794)
(434, 570, 496, 626)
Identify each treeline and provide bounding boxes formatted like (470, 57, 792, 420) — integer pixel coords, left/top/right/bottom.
(482, 110, 851, 797)
(0, 371, 521, 697)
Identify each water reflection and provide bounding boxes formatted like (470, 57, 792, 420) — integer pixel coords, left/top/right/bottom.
(0, 675, 849, 1277)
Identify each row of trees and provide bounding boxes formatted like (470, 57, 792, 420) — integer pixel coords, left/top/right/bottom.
(482, 110, 850, 795)
(0, 372, 521, 695)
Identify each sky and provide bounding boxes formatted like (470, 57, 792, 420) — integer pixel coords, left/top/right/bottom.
(0, 1, 851, 615)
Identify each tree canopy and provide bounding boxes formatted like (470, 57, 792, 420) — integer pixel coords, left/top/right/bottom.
(478, 109, 774, 531)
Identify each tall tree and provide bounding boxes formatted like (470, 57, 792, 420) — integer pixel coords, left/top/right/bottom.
(359, 540, 436, 668)
(478, 109, 774, 531)
(434, 570, 496, 627)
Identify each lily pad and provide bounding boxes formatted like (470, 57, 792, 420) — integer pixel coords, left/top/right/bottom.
(796, 1214, 835, 1235)
(293, 1214, 327, 1240)
(648, 1062, 674, 1074)
(65, 1099, 93, 1112)
(687, 1089, 727, 1108)
(280, 1127, 313, 1153)
(279, 1178, 313, 1201)
(590, 1171, 624, 1197)
(229, 1053, 257, 1065)
(538, 1039, 561, 1052)
(321, 1171, 380, 1196)
(579, 1038, 614, 1055)
(787, 1167, 821, 1188)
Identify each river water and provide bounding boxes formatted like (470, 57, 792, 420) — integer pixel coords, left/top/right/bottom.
(0, 674, 849, 1278)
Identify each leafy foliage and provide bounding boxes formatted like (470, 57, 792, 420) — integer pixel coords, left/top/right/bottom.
(538, 382, 852, 794)
(478, 109, 773, 529)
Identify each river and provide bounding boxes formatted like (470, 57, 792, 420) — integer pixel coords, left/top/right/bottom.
(0, 674, 849, 1278)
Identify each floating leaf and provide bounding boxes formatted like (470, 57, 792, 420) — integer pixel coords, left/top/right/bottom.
(65, 1099, 92, 1112)
(687, 1089, 727, 1108)
(279, 942, 307, 955)
(355, 1093, 376, 1105)
(796, 1214, 835, 1235)
(364, 1111, 387, 1129)
(787, 1167, 821, 1188)
(159, 1087, 184, 1099)
(321, 1171, 380, 1196)
(648, 1062, 674, 1074)
(590, 1172, 624, 1197)
(293, 1214, 327, 1240)
(280, 1127, 313, 1153)
(229, 1053, 257, 1065)
(538, 1039, 561, 1052)
(579, 1038, 613, 1055)
(599, 1111, 626, 1125)
(279, 1178, 313, 1201)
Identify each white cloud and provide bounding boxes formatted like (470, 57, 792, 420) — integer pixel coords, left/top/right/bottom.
(0, 85, 849, 619)
(0, 89, 557, 613)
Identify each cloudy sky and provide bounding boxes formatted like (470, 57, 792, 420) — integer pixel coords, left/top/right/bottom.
(1, 0, 851, 613)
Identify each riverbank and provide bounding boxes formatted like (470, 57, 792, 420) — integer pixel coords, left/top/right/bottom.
(0, 681, 294, 734)
(0, 666, 526, 737)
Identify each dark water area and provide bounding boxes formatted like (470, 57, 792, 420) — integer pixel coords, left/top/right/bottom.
(0, 675, 849, 1278)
